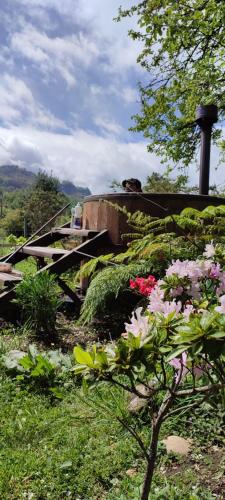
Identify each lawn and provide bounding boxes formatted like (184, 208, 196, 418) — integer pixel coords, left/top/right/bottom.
(0, 327, 224, 500)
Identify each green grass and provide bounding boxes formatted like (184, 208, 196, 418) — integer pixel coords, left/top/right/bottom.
(0, 330, 224, 499)
(0, 377, 139, 499)
(15, 257, 37, 274)
(0, 378, 223, 499)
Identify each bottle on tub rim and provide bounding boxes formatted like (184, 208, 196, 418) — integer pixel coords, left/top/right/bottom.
(71, 202, 82, 229)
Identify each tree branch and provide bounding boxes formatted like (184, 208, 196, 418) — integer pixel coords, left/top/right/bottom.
(117, 416, 149, 461)
(175, 383, 225, 397)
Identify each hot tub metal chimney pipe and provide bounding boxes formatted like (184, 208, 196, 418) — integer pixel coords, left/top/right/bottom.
(196, 104, 218, 195)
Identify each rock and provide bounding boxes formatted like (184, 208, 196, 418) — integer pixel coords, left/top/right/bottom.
(3, 350, 26, 370)
(127, 383, 153, 413)
(162, 435, 192, 455)
(126, 468, 137, 477)
(0, 263, 12, 273)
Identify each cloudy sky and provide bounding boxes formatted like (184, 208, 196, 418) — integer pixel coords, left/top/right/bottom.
(0, 0, 223, 193)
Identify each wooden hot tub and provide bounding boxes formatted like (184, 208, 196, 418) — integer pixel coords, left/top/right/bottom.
(82, 193, 225, 245)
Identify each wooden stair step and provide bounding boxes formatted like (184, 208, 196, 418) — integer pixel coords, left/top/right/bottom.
(53, 228, 99, 237)
(0, 230, 109, 317)
(0, 272, 22, 285)
(20, 246, 69, 259)
(0, 221, 71, 266)
(37, 230, 109, 276)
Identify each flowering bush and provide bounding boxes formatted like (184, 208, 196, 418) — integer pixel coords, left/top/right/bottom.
(129, 275, 157, 296)
(74, 242, 225, 499)
(144, 244, 225, 318)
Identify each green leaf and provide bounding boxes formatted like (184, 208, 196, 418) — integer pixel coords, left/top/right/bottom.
(159, 346, 171, 353)
(82, 377, 89, 395)
(59, 460, 72, 469)
(27, 344, 38, 360)
(208, 331, 225, 339)
(128, 333, 141, 350)
(49, 387, 64, 399)
(190, 343, 203, 356)
(74, 346, 94, 368)
(200, 313, 215, 331)
(19, 355, 34, 370)
(72, 365, 87, 375)
(166, 346, 187, 362)
(95, 351, 108, 368)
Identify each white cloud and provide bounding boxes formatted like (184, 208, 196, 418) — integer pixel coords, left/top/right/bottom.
(94, 117, 124, 137)
(11, 24, 99, 87)
(0, 126, 164, 193)
(5, 137, 44, 171)
(0, 125, 224, 193)
(72, 0, 143, 76)
(0, 74, 66, 129)
(11, 0, 143, 79)
(109, 84, 138, 104)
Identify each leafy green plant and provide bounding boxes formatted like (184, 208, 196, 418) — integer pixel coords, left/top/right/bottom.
(0, 335, 222, 498)
(3, 344, 72, 396)
(14, 271, 61, 336)
(109, 203, 225, 243)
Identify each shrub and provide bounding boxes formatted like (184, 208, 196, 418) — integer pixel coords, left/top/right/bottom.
(74, 244, 225, 499)
(14, 272, 61, 336)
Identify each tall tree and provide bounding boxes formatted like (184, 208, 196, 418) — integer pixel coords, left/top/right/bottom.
(117, 1, 225, 167)
(25, 171, 68, 233)
(33, 170, 60, 193)
(144, 170, 197, 193)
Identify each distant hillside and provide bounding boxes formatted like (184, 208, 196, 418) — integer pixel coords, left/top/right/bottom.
(0, 165, 91, 197)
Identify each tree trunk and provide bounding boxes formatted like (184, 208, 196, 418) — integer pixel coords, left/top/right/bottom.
(140, 420, 161, 500)
(140, 391, 175, 499)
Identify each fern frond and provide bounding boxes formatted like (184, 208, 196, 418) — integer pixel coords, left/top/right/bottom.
(78, 261, 154, 325)
(180, 207, 201, 218)
(75, 253, 115, 283)
(113, 249, 136, 263)
(122, 232, 143, 241)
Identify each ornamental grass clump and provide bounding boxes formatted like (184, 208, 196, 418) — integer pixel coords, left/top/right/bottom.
(15, 272, 61, 337)
(74, 242, 225, 499)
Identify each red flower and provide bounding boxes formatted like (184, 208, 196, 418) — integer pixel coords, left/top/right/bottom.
(129, 275, 157, 296)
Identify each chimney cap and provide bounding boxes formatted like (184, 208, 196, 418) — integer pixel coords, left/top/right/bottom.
(196, 104, 218, 124)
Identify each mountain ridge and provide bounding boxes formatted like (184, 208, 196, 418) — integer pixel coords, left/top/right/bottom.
(0, 164, 91, 197)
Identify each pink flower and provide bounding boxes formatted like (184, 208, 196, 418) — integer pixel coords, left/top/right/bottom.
(148, 285, 165, 313)
(124, 307, 149, 339)
(203, 242, 215, 258)
(166, 259, 214, 283)
(169, 352, 207, 381)
(183, 304, 194, 319)
(216, 273, 225, 296)
(209, 263, 221, 279)
(162, 300, 182, 315)
(215, 295, 225, 314)
(170, 286, 183, 298)
(166, 260, 202, 279)
(129, 279, 137, 290)
(169, 352, 188, 381)
(188, 282, 201, 300)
